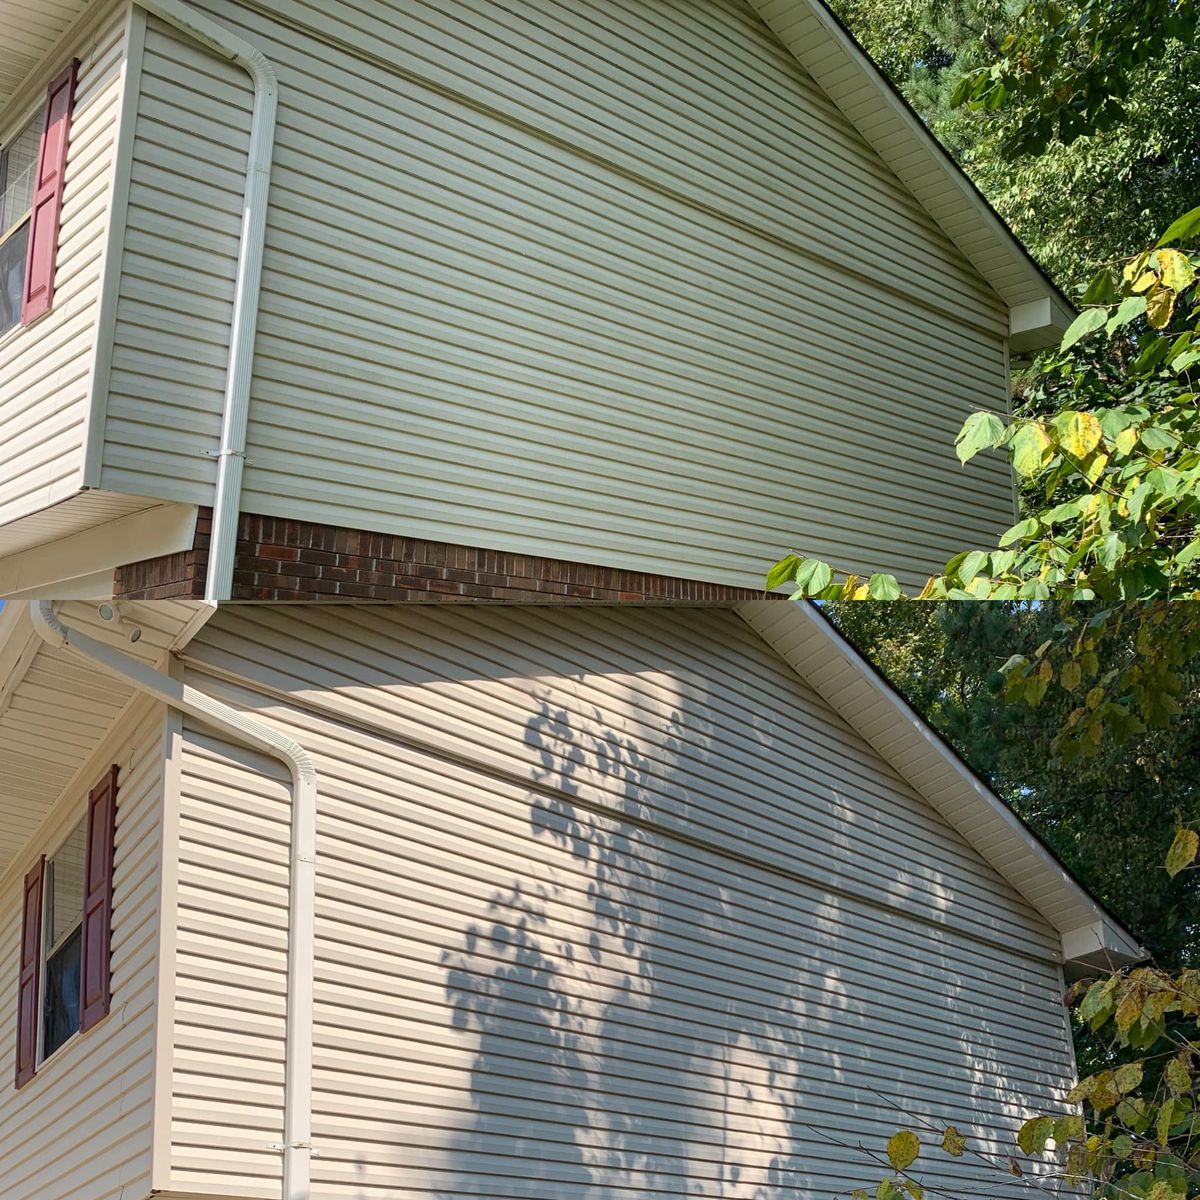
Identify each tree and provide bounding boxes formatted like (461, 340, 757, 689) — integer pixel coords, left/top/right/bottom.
(774, 3, 1200, 600)
(827, 601, 1200, 1197)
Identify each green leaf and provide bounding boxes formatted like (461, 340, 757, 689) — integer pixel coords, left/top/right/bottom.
(941, 1125, 966, 1157)
(868, 574, 902, 600)
(999, 517, 1040, 547)
(1157, 205, 1200, 247)
(886, 1130, 920, 1171)
(1166, 828, 1199, 877)
(959, 551, 989, 583)
(1106, 294, 1146, 335)
(1061, 307, 1107, 351)
(1165, 1054, 1191, 1095)
(1017, 1115, 1055, 1156)
(956, 411, 1006, 465)
(789, 559, 833, 598)
(766, 554, 801, 592)
(1114, 1060, 1144, 1094)
(1081, 266, 1119, 305)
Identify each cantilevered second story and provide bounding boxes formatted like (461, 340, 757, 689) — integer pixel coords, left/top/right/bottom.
(0, 0, 1073, 603)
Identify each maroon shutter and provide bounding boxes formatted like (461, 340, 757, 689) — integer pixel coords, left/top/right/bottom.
(80, 765, 118, 1032)
(20, 59, 79, 326)
(15, 858, 45, 1089)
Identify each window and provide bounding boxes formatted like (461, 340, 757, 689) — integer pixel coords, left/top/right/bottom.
(41, 818, 86, 1060)
(0, 115, 40, 336)
(15, 764, 117, 1089)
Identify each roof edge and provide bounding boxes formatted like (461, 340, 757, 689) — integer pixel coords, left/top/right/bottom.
(738, 598, 1145, 971)
(747, 0, 1075, 337)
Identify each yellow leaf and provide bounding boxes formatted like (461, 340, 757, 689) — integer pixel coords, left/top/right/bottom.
(1060, 412, 1103, 458)
(1132, 270, 1158, 294)
(1166, 828, 1199, 878)
(1115, 426, 1139, 456)
(1114, 1061, 1143, 1094)
(1147, 286, 1176, 330)
(887, 1130, 920, 1171)
(941, 1126, 966, 1157)
(1166, 1054, 1191, 1095)
(1153, 248, 1196, 293)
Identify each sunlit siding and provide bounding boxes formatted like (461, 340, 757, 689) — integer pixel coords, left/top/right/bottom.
(0, 700, 166, 1200)
(0, 2, 127, 531)
(103, 0, 1013, 589)
(171, 606, 1075, 1198)
(99, 12, 251, 501)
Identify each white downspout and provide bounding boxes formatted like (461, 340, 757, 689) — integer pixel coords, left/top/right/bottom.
(132, 0, 278, 603)
(30, 602, 315, 1200)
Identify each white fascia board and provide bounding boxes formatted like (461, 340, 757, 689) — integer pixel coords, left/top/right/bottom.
(0, 503, 198, 599)
(739, 599, 1146, 970)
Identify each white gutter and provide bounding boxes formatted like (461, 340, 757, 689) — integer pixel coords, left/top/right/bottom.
(133, 0, 278, 603)
(30, 602, 316, 1200)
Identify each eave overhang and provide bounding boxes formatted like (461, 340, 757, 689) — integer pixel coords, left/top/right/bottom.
(747, 0, 1074, 351)
(740, 599, 1146, 974)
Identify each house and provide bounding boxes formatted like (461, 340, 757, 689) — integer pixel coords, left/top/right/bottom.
(0, 597, 1141, 1199)
(0, 0, 1073, 604)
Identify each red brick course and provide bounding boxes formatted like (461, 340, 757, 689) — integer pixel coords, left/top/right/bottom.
(112, 510, 773, 604)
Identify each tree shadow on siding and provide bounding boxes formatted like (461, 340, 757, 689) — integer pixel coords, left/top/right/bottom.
(433, 678, 1062, 1200)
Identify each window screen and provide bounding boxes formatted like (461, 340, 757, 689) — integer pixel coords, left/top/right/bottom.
(42, 818, 86, 1060)
(0, 117, 40, 336)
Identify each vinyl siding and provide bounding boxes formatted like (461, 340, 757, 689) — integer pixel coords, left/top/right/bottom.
(103, 0, 1015, 589)
(0, 699, 167, 1200)
(0, 2, 127, 531)
(99, 12, 251, 501)
(170, 606, 1076, 1198)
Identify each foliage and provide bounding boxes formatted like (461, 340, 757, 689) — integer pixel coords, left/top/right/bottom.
(826, 602, 1200, 1197)
(768, 211, 1200, 602)
(827, 601, 1200, 966)
(829, 0, 1200, 290)
(949, 0, 1199, 158)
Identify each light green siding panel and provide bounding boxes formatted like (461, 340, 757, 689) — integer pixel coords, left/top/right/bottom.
(99, 15, 251, 502)
(104, 0, 1015, 587)
(0, 5, 127, 529)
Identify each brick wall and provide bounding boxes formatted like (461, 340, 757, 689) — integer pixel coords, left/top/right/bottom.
(113, 510, 774, 604)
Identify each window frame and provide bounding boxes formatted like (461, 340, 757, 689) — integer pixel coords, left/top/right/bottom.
(37, 814, 87, 1067)
(0, 102, 44, 343)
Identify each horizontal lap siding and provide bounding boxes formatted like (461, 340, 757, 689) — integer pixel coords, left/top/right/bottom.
(100, 15, 251, 502)
(0, 702, 166, 1200)
(0, 4, 125, 528)
(111, 0, 1013, 588)
(173, 730, 289, 1198)
(174, 606, 1075, 1197)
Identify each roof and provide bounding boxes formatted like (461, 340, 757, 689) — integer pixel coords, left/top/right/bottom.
(738, 599, 1145, 974)
(746, 0, 1075, 352)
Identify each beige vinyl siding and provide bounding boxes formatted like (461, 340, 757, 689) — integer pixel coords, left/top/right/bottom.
(171, 606, 1076, 1197)
(104, 0, 1014, 589)
(99, 13, 251, 501)
(0, 2, 127, 531)
(0, 699, 166, 1200)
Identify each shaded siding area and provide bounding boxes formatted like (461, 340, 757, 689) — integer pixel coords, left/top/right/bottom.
(173, 606, 1075, 1198)
(107, 0, 1013, 589)
(0, 700, 166, 1199)
(0, 3, 127, 530)
(100, 13, 251, 502)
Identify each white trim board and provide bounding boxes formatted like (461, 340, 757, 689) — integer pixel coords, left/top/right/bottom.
(738, 599, 1145, 971)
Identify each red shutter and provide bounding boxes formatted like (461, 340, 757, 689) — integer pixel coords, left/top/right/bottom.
(15, 857, 45, 1089)
(20, 59, 79, 326)
(80, 765, 118, 1032)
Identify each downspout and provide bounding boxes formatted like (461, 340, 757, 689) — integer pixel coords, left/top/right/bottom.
(132, 0, 278, 603)
(30, 602, 316, 1200)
